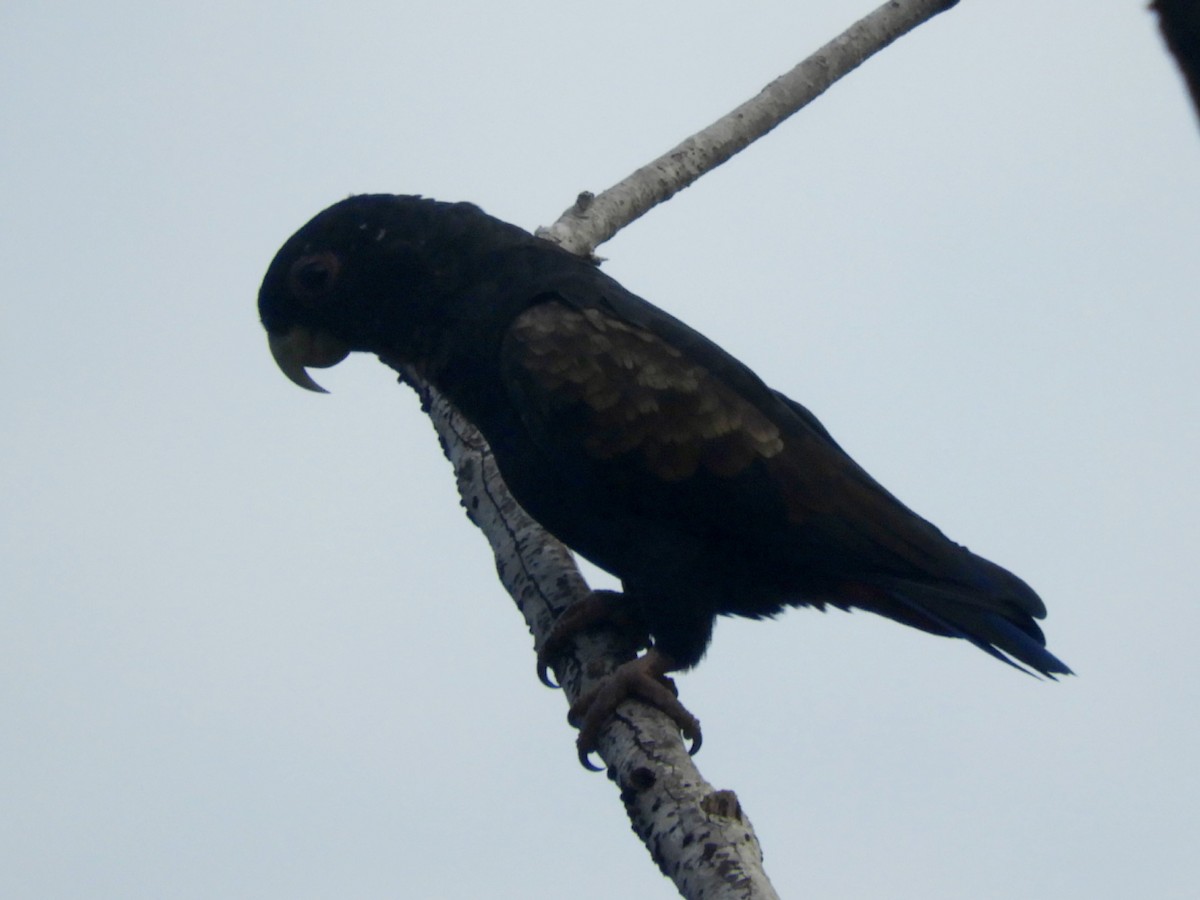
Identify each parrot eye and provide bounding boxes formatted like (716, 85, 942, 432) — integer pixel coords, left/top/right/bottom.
(289, 252, 341, 302)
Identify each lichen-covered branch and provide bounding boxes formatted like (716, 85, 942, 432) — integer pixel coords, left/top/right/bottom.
(392, 2, 962, 896)
(536, 0, 960, 258)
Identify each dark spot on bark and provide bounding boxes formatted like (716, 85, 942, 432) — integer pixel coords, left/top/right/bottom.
(627, 766, 656, 791)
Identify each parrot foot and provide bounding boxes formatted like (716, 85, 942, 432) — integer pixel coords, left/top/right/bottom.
(568, 648, 702, 770)
(537, 589, 647, 688)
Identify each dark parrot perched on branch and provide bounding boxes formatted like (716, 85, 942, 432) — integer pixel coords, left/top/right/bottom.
(258, 194, 1070, 763)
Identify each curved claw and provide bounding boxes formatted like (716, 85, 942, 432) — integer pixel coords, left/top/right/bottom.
(577, 743, 605, 772)
(537, 654, 560, 689)
(568, 649, 701, 770)
(536, 590, 644, 692)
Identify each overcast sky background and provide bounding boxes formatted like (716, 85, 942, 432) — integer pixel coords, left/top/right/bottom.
(3, 2, 1198, 898)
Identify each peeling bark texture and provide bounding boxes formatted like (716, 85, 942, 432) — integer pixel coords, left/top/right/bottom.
(388, 3, 963, 896)
(536, 0, 960, 258)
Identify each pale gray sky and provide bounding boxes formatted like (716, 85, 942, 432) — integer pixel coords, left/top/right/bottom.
(3, 2, 1198, 898)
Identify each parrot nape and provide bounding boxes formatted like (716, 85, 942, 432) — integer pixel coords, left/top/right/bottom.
(258, 194, 1070, 765)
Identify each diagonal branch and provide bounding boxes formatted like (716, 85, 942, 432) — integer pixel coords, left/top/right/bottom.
(394, 2, 962, 896)
(537, 0, 961, 258)
(395, 370, 779, 900)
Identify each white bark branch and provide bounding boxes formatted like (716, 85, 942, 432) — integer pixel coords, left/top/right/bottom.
(537, 0, 960, 258)
(394, 373, 779, 899)
(391, 1, 961, 896)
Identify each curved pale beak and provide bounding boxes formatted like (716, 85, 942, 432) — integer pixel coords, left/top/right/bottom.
(267, 327, 351, 393)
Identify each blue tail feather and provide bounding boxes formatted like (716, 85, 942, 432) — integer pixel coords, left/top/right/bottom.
(887, 590, 1072, 677)
(850, 577, 1072, 678)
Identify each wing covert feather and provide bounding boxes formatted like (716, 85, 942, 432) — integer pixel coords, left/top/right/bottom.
(504, 302, 784, 482)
